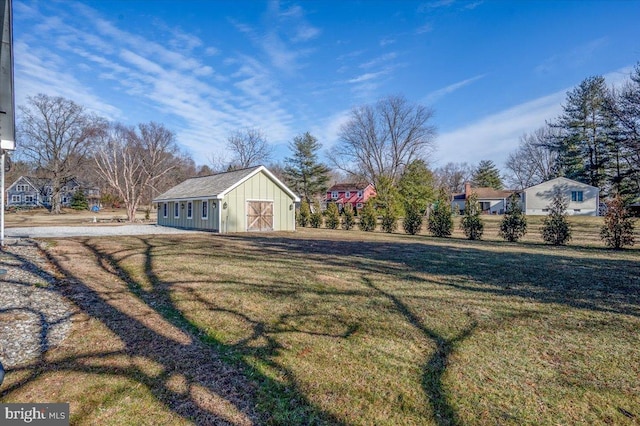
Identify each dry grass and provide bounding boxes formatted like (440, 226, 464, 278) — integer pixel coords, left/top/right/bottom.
(4, 207, 156, 227)
(1, 218, 639, 425)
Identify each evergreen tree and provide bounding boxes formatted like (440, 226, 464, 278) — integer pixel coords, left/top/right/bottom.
(403, 201, 423, 235)
(398, 159, 435, 214)
(549, 76, 617, 190)
(381, 206, 398, 233)
(541, 189, 572, 245)
(600, 194, 635, 249)
(342, 203, 356, 230)
(499, 194, 527, 242)
(428, 189, 453, 237)
(298, 200, 311, 227)
(71, 189, 89, 210)
(309, 200, 323, 228)
(460, 192, 484, 240)
(325, 202, 340, 230)
(359, 201, 377, 232)
(472, 160, 503, 189)
(284, 132, 331, 204)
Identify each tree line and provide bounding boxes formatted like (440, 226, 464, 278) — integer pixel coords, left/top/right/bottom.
(505, 63, 640, 201)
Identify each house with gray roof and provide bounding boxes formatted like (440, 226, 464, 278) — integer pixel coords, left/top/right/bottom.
(153, 165, 300, 233)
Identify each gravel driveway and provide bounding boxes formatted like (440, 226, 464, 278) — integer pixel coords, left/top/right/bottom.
(4, 224, 203, 238)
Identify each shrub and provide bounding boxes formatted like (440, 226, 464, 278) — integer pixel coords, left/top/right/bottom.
(499, 194, 527, 242)
(380, 207, 398, 233)
(600, 194, 635, 249)
(460, 192, 484, 240)
(309, 200, 323, 228)
(359, 201, 377, 232)
(325, 203, 340, 229)
(342, 203, 356, 230)
(428, 194, 453, 237)
(298, 200, 311, 227)
(71, 189, 88, 210)
(403, 201, 423, 235)
(541, 189, 572, 245)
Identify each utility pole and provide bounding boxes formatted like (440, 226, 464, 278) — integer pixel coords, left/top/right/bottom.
(0, 0, 15, 247)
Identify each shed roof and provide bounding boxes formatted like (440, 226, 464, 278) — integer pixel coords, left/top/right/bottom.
(153, 165, 300, 202)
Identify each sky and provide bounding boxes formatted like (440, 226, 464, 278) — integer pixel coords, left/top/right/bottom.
(12, 0, 640, 172)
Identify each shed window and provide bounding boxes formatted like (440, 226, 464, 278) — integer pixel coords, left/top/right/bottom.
(187, 201, 193, 219)
(202, 201, 208, 220)
(331, 191, 339, 199)
(163, 203, 168, 218)
(571, 191, 583, 202)
(174, 202, 179, 218)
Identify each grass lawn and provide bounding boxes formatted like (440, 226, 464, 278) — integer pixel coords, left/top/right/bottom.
(1, 218, 639, 425)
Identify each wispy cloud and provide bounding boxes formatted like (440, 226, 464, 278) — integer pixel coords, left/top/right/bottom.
(435, 66, 632, 168)
(415, 23, 433, 34)
(14, 1, 300, 163)
(424, 74, 486, 104)
(535, 37, 609, 74)
(419, 0, 456, 11)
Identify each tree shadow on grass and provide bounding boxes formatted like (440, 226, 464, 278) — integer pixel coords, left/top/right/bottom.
(1, 239, 346, 426)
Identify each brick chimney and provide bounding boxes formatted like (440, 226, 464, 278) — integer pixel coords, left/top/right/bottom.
(464, 181, 471, 198)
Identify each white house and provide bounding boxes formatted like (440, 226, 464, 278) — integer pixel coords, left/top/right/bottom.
(522, 177, 599, 216)
(451, 182, 516, 215)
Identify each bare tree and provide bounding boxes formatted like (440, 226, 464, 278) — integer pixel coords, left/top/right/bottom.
(329, 95, 436, 186)
(95, 122, 179, 222)
(433, 162, 473, 195)
(18, 94, 106, 213)
(226, 127, 272, 169)
(504, 127, 558, 189)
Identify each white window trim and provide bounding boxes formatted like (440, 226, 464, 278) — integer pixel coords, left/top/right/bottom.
(202, 200, 208, 220)
(11, 195, 20, 202)
(356, 202, 363, 209)
(25, 195, 35, 203)
(357, 190, 363, 198)
(331, 191, 339, 199)
(187, 201, 193, 219)
(163, 203, 168, 218)
(345, 191, 351, 198)
(174, 202, 180, 219)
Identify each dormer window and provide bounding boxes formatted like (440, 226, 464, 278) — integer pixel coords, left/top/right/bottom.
(357, 190, 363, 198)
(345, 191, 351, 198)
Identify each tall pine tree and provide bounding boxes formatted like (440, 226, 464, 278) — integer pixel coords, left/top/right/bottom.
(284, 132, 331, 204)
(472, 160, 503, 189)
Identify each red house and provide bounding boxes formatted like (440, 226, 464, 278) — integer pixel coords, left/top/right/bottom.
(325, 183, 376, 211)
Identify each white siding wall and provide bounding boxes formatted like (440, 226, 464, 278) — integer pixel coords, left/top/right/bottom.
(524, 178, 598, 216)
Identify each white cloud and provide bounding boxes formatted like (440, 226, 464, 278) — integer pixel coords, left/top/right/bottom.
(424, 74, 486, 104)
(415, 23, 433, 34)
(435, 66, 633, 168)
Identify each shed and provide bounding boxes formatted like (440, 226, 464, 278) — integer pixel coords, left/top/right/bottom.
(153, 165, 300, 233)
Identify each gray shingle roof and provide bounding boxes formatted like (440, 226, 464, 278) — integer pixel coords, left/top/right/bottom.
(153, 166, 262, 202)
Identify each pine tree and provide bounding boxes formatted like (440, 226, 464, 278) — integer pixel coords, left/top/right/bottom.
(310, 200, 323, 228)
(472, 160, 503, 189)
(284, 132, 331, 204)
(403, 201, 423, 235)
(71, 189, 88, 210)
(541, 189, 572, 245)
(325, 202, 340, 230)
(342, 203, 356, 230)
(461, 192, 484, 240)
(381, 207, 398, 233)
(499, 194, 527, 242)
(600, 194, 635, 249)
(298, 200, 311, 227)
(398, 159, 435, 214)
(428, 190, 453, 237)
(359, 201, 377, 232)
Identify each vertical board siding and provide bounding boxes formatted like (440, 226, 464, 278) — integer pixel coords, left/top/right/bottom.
(158, 200, 219, 230)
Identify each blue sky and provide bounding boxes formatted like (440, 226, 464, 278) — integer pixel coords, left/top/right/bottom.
(13, 0, 640, 171)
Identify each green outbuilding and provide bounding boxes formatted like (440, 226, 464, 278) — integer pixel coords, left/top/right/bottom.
(153, 165, 299, 233)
